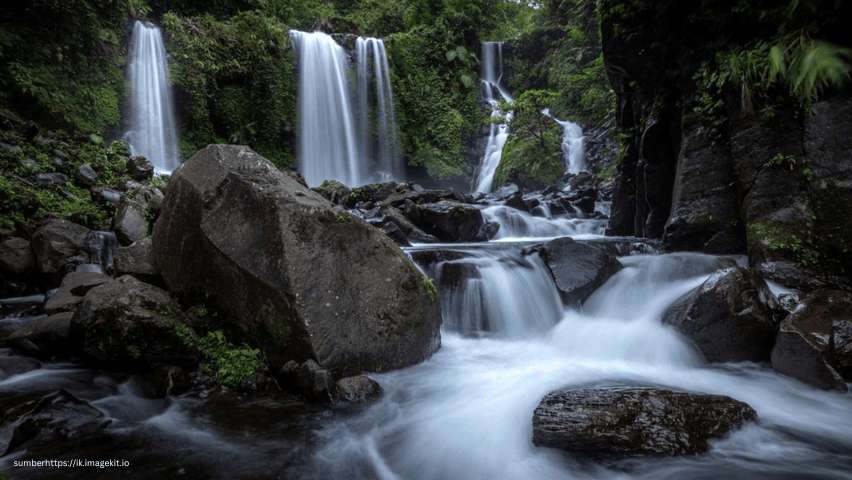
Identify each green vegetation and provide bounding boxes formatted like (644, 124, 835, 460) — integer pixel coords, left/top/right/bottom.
(748, 221, 820, 268)
(494, 90, 564, 188)
(421, 276, 438, 303)
(0, 1, 146, 134)
(336, 213, 352, 222)
(0, 119, 133, 229)
(161, 11, 296, 167)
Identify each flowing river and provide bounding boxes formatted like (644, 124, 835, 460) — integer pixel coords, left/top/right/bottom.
(2, 207, 851, 480)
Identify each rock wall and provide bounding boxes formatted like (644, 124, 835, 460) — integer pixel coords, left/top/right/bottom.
(599, 2, 852, 289)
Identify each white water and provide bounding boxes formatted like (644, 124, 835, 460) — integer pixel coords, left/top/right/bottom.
(543, 108, 586, 175)
(482, 205, 607, 240)
(291, 31, 404, 187)
(356, 38, 404, 183)
(290, 31, 361, 187)
(124, 21, 180, 174)
(472, 42, 513, 194)
(301, 249, 852, 480)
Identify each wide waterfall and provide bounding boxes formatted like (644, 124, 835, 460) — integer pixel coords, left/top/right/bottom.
(290, 31, 404, 187)
(472, 42, 513, 194)
(124, 21, 180, 174)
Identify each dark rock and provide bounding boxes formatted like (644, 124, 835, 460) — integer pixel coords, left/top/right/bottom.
(771, 289, 852, 391)
(0, 356, 41, 380)
(114, 236, 162, 284)
(76, 165, 98, 187)
(417, 202, 486, 242)
(0, 390, 110, 455)
(438, 262, 481, 290)
(831, 320, 852, 380)
(152, 145, 441, 378)
(44, 271, 111, 314)
(127, 155, 154, 180)
(278, 359, 333, 402)
(477, 221, 500, 240)
(7, 312, 74, 359)
(532, 387, 757, 458)
(35, 172, 68, 187)
(663, 267, 779, 363)
(29, 218, 91, 279)
(504, 192, 529, 212)
(91, 186, 122, 206)
(537, 237, 623, 306)
(112, 197, 148, 246)
(0, 237, 35, 274)
(664, 113, 742, 253)
(335, 375, 383, 403)
(70, 275, 195, 370)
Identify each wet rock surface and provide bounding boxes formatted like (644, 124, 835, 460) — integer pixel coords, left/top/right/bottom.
(536, 237, 623, 306)
(532, 387, 757, 458)
(664, 266, 780, 363)
(771, 289, 852, 391)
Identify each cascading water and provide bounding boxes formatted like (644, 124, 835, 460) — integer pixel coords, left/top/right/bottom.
(356, 37, 403, 183)
(290, 31, 362, 187)
(290, 31, 404, 187)
(297, 248, 852, 480)
(543, 108, 586, 175)
(472, 42, 513, 194)
(124, 21, 180, 174)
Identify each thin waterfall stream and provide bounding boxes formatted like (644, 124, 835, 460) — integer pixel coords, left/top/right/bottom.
(124, 21, 180, 174)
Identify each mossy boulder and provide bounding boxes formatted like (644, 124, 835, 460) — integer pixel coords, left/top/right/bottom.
(152, 145, 441, 378)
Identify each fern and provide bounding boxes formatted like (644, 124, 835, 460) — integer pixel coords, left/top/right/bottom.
(769, 35, 852, 103)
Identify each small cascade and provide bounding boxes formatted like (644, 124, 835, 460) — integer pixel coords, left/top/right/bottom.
(415, 246, 563, 337)
(290, 31, 404, 187)
(356, 38, 404, 182)
(481, 205, 607, 240)
(543, 108, 586, 175)
(80, 231, 119, 274)
(472, 42, 513, 194)
(290, 31, 361, 187)
(124, 21, 180, 174)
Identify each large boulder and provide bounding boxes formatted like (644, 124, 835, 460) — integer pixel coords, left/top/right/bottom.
(69, 275, 195, 370)
(537, 237, 623, 306)
(112, 197, 148, 246)
(29, 218, 91, 279)
(532, 387, 757, 458)
(152, 145, 441, 378)
(663, 266, 779, 363)
(771, 289, 852, 391)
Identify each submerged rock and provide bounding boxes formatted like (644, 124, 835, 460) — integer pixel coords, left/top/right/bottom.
(663, 266, 779, 363)
(0, 389, 110, 455)
(0, 356, 41, 381)
(771, 289, 852, 391)
(152, 145, 441, 378)
(335, 375, 383, 403)
(536, 237, 623, 306)
(532, 387, 757, 458)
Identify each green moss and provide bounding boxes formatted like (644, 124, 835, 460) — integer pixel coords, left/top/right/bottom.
(336, 213, 352, 223)
(421, 276, 438, 303)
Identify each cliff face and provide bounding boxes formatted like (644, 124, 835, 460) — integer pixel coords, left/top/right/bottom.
(599, 1, 852, 287)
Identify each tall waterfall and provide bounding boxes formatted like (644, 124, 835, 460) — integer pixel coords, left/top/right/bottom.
(472, 42, 513, 194)
(290, 31, 404, 187)
(124, 21, 180, 174)
(356, 37, 403, 183)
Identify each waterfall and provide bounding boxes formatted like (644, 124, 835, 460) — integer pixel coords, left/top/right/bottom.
(124, 21, 180, 174)
(290, 31, 362, 187)
(290, 31, 404, 187)
(543, 108, 586, 175)
(356, 37, 404, 183)
(472, 42, 513, 194)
